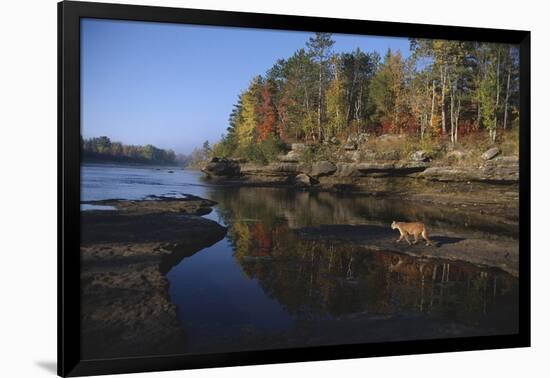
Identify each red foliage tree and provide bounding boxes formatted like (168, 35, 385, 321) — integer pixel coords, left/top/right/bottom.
(257, 83, 277, 141)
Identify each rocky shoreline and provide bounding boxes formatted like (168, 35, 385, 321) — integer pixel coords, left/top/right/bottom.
(202, 142, 519, 225)
(202, 142, 518, 187)
(80, 195, 226, 359)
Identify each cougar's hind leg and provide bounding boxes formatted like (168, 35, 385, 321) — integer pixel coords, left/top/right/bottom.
(422, 229, 433, 246)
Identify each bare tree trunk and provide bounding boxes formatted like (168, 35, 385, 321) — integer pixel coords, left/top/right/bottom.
(430, 79, 436, 130)
(318, 65, 323, 141)
(503, 61, 511, 130)
(455, 97, 461, 143)
(347, 71, 356, 122)
(354, 86, 363, 121)
(334, 63, 340, 135)
(450, 85, 455, 144)
(493, 51, 501, 142)
(441, 65, 447, 134)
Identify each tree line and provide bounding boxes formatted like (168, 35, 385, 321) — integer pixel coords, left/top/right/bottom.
(211, 33, 519, 161)
(81, 136, 177, 165)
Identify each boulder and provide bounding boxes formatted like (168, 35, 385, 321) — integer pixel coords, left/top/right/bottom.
(409, 150, 429, 162)
(421, 157, 518, 183)
(279, 150, 301, 162)
(295, 173, 315, 187)
(310, 161, 337, 177)
(202, 158, 240, 177)
(334, 161, 427, 177)
(336, 163, 361, 177)
(482, 156, 519, 181)
(481, 147, 500, 160)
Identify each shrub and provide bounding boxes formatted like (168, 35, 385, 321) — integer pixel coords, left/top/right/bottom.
(236, 137, 286, 165)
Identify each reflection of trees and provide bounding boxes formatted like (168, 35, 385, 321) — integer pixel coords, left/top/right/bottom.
(229, 218, 517, 330)
(209, 186, 517, 238)
(207, 186, 518, 332)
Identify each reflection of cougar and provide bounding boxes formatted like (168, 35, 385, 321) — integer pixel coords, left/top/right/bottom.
(391, 221, 434, 246)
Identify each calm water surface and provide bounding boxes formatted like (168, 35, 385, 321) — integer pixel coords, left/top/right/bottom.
(82, 163, 519, 352)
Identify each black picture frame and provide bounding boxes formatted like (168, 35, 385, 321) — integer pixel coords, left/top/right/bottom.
(58, 1, 531, 376)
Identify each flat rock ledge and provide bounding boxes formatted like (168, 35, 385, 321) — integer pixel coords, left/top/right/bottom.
(80, 195, 227, 359)
(201, 156, 519, 186)
(297, 224, 518, 277)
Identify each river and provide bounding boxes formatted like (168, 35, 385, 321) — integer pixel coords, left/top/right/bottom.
(81, 163, 519, 353)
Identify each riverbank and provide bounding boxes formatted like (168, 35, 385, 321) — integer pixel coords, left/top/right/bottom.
(80, 195, 226, 359)
(202, 140, 519, 223)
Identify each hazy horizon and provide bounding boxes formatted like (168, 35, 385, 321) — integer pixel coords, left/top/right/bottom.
(81, 18, 410, 155)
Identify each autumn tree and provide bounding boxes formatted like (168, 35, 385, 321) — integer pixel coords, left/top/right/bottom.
(306, 32, 335, 141)
(325, 55, 346, 138)
(370, 49, 408, 132)
(257, 82, 277, 141)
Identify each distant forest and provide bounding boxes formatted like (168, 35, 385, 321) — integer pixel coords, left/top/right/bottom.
(207, 33, 519, 162)
(81, 136, 178, 165)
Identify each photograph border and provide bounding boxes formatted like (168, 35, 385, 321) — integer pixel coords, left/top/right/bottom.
(58, 1, 531, 376)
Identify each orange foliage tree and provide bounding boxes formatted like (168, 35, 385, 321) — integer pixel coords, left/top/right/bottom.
(257, 83, 277, 141)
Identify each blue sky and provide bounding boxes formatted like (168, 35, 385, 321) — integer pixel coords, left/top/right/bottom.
(81, 19, 411, 154)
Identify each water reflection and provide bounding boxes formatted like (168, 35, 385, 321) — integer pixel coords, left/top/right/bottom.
(208, 187, 518, 238)
(167, 186, 518, 353)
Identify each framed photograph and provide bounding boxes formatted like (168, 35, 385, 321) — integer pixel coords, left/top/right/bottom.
(58, 1, 530, 376)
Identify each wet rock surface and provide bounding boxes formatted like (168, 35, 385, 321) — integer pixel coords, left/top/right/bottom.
(80, 195, 227, 359)
(297, 224, 519, 277)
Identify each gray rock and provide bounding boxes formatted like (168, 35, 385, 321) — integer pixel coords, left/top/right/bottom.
(202, 158, 241, 177)
(481, 147, 500, 160)
(482, 156, 519, 181)
(310, 161, 337, 177)
(380, 150, 400, 160)
(335, 161, 427, 177)
(421, 158, 518, 183)
(420, 167, 475, 182)
(335, 163, 361, 177)
(295, 173, 315, 187)
(291, 143, 307, 152)
(409, 150, 429, 162)
(345, 150, 362, 163)
(279, 150, 301, 162)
